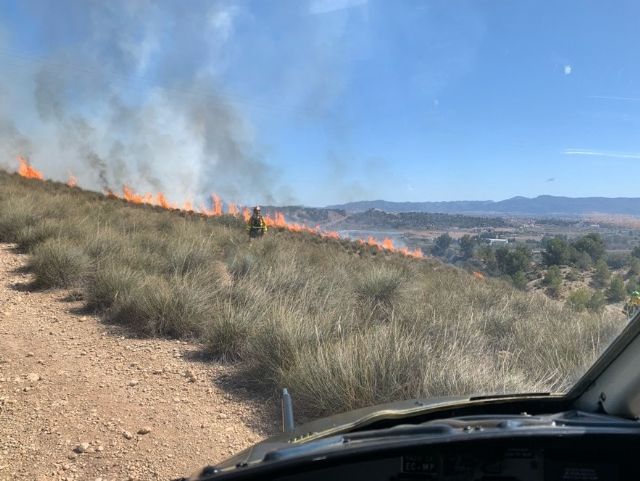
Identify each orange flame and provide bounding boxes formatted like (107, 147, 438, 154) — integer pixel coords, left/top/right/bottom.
(382, 238, 395, 250)
(9, 157, 426, 260)
(67, 172, 78, 187)
(17, 156, 44, 180)
(157, 192, 172, 209)
(211, 194, 222, 216)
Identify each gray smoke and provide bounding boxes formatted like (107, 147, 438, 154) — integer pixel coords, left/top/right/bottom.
(0, 0, 280, 205)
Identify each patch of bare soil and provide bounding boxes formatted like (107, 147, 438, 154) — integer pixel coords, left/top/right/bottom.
(0, 244, 276, 481)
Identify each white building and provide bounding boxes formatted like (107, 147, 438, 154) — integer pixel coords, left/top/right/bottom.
(487, 238, 509, 246)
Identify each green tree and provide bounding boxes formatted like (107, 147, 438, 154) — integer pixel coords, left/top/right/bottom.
(511, 270, 528, 290)
(606, 253, 628, 270)
(632, 245, 640, 259)
(477, 245, 497, 275)
(543, 265, 562, 297)
(572, 233, 606, 262)
(495, 245, 530, 277)
(458, 234, 475, 260)
(606, 275, 627, 302)
(543, 236, 571, 266)
(573, 250, 593, 270)
(628, 257, 640, 277)
(592, 259, 610, 289)
(432, 233, 452, 257)
(627, 277, 639, 295)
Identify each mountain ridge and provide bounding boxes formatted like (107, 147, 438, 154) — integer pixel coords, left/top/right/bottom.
(327, 195, 640, 216)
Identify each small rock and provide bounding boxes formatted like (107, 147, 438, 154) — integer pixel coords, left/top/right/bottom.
(122, 431, 133, 440)
(67, 453, 77, 460)
(96, 445, 104, 452)
(128, 380, 139, 387)
(26, 373, 40, 382)
(152, 369, 163, 375)
(26, 352, 34, 357)
(217, 413, 228, 420)
(137, 427, 151, 435)
(74, 442, 90, 453)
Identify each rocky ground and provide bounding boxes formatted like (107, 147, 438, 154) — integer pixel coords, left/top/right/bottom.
(0, 244, 276, 481)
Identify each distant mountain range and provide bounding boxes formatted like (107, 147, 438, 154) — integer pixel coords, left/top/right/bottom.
(327, 196, 640, 216)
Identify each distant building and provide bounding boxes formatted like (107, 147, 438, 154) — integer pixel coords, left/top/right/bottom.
(487, 238, 509, 246)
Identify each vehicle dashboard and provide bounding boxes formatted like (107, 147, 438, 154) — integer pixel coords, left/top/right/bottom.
(269, 435, 636, 481)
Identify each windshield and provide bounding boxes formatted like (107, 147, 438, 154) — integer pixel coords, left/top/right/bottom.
(0, 0, 636, 478)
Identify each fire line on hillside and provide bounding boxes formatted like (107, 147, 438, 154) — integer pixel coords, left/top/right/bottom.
(13, 157, 423, 259)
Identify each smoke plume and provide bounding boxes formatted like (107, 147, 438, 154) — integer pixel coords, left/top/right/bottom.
(0, 0, 278, 205)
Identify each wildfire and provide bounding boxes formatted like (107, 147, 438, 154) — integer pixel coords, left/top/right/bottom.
(67, 173, 78, 188)
(13, 157, 425, 259)
(17, 156, 44, 180)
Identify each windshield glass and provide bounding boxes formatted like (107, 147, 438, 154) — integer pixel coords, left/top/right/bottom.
(0, 0, 636, 477)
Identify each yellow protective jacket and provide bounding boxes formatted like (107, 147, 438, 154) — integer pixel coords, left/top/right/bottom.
(247, 214, 267, 233)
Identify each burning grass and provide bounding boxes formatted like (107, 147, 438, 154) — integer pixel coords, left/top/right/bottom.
(0, 170, 626, 418)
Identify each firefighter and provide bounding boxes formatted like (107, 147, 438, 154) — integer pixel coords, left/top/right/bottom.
(247, 206, 267, 240)
(623, 291, 640, 317)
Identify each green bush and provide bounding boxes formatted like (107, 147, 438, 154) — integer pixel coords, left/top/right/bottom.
(587, 291, 606, 312)
(86, 261, 141, 310)
(354, 265, 406, 320)
(606, 275, 626, 303)
(28, 238, 90, 288)
(592, 259, 610, 289)
(14, 220, 60, 252)
(567, 288, 591, 311)
(543, 266, 562, 297)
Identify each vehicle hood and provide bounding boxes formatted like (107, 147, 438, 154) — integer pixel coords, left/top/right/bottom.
(217, 393, 561, 470)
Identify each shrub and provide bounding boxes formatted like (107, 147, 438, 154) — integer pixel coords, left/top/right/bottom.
(111, 274, 216, 337)
(587, 291, 606, 312)
(567, 288, 591, 311)
(592, 259, 610, 288)
(542, 266, 562, 297)
(354, 265, 406, 320)
(0, 197, 41, 242)
(511, 270, 528, 290)
(204, 303, 255, 361)
(14, 220, 60, 252)
(28, 238, 90, 288)
(565, 268, 580, 282)
(606, 275, 626, 303)
(86, 261, 141, 310)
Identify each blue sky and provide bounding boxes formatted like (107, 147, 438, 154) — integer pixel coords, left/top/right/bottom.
(1, 0, 640, 206)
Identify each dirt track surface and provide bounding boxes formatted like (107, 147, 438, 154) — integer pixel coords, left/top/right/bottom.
(0, 244, 275, 481)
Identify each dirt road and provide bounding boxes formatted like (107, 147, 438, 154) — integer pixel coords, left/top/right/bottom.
(0, 244, 275, 481)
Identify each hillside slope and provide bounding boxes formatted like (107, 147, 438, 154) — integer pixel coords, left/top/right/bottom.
(0, 171, 625, 419)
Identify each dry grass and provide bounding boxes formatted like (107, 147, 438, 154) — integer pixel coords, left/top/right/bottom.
(0, 171, 626, 417)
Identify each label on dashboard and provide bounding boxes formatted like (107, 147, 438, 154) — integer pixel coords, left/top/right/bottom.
(401, 455, 440, 475)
